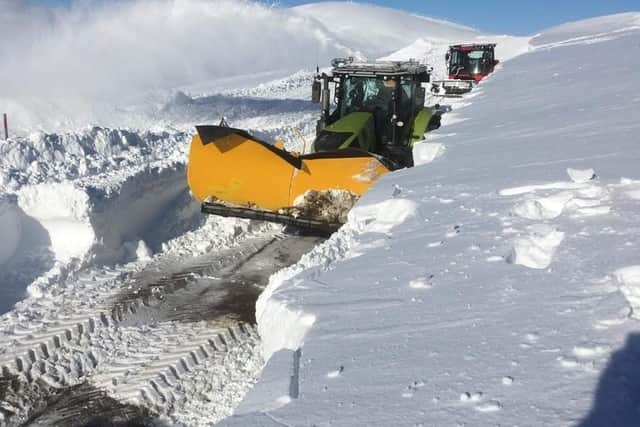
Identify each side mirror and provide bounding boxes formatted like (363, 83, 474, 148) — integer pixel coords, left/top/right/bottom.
(311, 80, 321, 103)
(445, 53, 450, 61)
(416, 86, 426, 107)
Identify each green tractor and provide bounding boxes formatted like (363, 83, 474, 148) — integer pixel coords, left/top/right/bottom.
(311, 57, 442, 169)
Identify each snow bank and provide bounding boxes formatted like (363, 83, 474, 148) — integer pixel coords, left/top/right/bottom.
(4, 160, 192, 269)
(0, 128, 189, 192)
(223, 16, 640, 427)
(86, 163, 192, 263)
(0, 126, 196, 266)
(256, 189, 420, 359)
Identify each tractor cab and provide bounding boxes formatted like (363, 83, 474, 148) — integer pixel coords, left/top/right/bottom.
(311, 58, 437, 169)
(447, 43, 498, 82)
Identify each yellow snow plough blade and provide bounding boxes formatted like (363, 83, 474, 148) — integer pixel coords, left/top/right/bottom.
(188, 126, 295, 210)
(187, 126, 390, 231)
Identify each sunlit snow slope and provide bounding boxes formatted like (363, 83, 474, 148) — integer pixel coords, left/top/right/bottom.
(292, 2, 480, 58)
(222, 12, 640, 427)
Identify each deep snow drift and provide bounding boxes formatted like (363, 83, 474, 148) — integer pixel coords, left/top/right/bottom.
(221, 12, 640, 427)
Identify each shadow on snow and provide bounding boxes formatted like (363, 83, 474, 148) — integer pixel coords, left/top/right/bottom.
(577, 333, 640, 427)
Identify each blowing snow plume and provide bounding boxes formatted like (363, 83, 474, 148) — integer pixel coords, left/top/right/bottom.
(0, 0, 343, 132)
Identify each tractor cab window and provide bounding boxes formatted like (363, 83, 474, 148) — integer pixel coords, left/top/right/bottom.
(449, 50, 463, 71)
(342, 77, 394, 118)
(450, 48, 492, 75)
(467, 50, 485, 74)
(398, 81, 416, 126)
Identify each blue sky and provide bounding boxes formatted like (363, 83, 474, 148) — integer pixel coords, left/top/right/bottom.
(26, 0, 639, 35)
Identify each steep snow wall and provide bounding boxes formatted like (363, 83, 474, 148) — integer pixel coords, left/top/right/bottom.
(0, 161, 198, 313)
(13, 162, 193, 265)
(222, 13, 640, 427)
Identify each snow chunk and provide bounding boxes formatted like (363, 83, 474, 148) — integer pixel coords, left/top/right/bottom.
(412, 142, 446, 166)
(500, 181, 585, 196)
(512, 192, 574, 220)
(409, 277, 433, 290)
(123, 240, 153, 262)
(507, 224, 565, 269)
(502, 376, 514, 385)
(614, 266, 640, 319)
(348, 198, 419, 234)
(17, 182, 94, 263)
(566, 168, 596, 183)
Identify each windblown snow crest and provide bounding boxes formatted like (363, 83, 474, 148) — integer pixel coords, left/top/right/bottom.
(0, 0, 346, 132)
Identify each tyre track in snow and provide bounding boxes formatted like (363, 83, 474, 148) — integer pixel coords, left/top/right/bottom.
(0, 232, 322, 426)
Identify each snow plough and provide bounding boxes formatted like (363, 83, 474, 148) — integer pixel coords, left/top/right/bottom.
(432, 43, 498, 96)
(187, 58, 442, 235)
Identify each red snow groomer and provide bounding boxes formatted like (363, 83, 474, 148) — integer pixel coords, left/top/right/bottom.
(432, 43, 498, 97)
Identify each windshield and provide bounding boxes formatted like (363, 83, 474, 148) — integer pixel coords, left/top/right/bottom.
(339, 76, 417, 145)
(449, 48, 492, 75)
(341, 77, 394, 117)
(398, 81, 416, 125)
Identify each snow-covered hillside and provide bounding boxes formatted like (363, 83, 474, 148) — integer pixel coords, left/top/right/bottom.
(221, 12, 640, 427)
(292, 2, 480, 58)
(2, 0, 639, 426)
